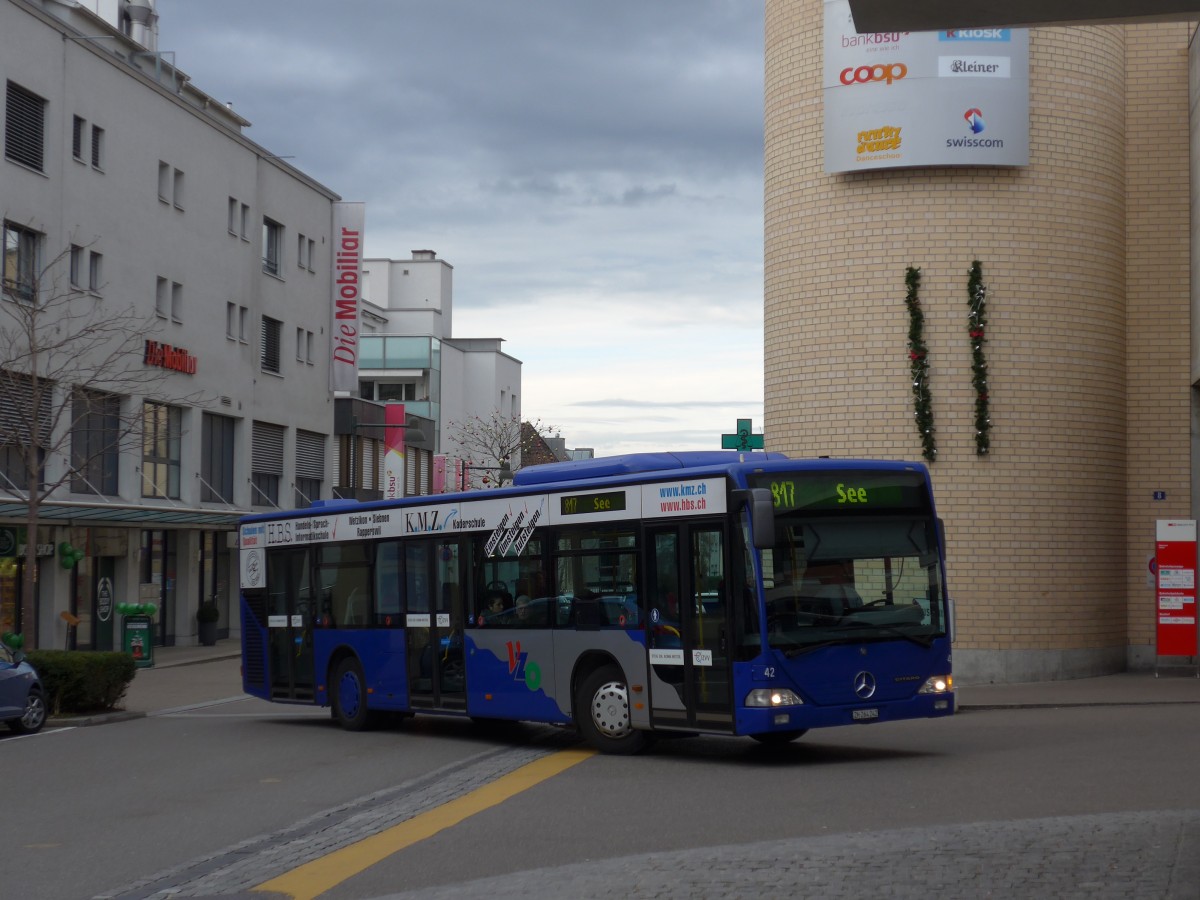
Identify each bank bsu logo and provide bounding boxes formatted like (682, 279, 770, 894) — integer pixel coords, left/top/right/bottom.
(840, 62, 907, 86)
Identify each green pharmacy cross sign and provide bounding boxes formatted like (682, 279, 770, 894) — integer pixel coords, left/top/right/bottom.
(721, 418, 764, 451)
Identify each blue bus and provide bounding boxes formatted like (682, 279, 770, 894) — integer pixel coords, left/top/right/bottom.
(237, 451, 954, 753)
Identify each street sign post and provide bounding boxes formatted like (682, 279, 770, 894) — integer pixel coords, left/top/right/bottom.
(1154, 519, 1199, 676)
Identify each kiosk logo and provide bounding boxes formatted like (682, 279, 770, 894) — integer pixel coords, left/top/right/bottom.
(939, 29, 1011, 42)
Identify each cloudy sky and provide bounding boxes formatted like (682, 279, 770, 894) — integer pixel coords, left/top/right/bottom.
(156, 1, 766, 457)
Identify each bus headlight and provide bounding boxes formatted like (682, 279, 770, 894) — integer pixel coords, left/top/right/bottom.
(745, 688, 804, 707)
(917, 675, 953, 694)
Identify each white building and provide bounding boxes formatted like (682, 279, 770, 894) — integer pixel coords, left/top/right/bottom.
(1, 0, 344, 650)
(359, 251, 523, 492)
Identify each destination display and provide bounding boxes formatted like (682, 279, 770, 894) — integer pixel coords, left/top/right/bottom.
(749, 471, 928, 513)
(560, 491, 627, 516)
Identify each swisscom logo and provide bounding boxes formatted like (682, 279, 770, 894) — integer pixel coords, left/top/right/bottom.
(947, 108, 1004, 149)
(939, 28, 1011, 42)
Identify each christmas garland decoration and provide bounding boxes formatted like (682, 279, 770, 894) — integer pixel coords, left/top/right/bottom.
(967, 260, 991, 454)
(904, 266, 936, 462)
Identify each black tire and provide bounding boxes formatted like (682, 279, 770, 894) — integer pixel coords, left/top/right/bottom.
(575, 664, 651, 755)
(750, 729, 807, 745)
(330, 657, 374, 731)
(9, 685, 46, 735)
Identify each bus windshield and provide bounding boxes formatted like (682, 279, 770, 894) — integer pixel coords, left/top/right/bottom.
(758, 507, 946, 655)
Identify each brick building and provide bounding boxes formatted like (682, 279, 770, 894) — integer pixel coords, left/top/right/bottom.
(764, 3, 1194, 681)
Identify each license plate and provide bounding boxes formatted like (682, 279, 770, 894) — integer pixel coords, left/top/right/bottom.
(852, 708, 879, 721)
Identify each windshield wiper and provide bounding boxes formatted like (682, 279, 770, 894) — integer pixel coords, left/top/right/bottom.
(835, 617, 934, 648)
(781, 639, 845, 659)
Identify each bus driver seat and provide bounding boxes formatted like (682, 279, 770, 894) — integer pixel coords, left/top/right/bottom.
(798, 560, 862, 616)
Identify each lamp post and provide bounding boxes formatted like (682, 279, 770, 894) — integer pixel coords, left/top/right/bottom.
(462, 456, 512, 490)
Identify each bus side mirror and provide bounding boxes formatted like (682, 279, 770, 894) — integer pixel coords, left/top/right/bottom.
(733, 488, 775, 549)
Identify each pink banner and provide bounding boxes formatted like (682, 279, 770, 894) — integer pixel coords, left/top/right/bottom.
(383, 403, 405, 500)
(433, 455, 447, 493)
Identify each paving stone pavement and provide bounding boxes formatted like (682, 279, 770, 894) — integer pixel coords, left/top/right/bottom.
(68, 645, 1200, 898)
(380, 810, 1200, 900)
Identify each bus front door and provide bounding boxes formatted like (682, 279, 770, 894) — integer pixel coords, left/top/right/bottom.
(646, 524, 733, 731)
(266, 548, 315, 701)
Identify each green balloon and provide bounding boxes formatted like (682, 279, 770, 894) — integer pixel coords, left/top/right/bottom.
(60, 556, 75, 570)
(142, 603, 158, 618)
(58, 542, 71, 556)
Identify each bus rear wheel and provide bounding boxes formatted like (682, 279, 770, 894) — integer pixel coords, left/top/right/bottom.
(576, 665, 651, 755)
(331, 657, 374, 731)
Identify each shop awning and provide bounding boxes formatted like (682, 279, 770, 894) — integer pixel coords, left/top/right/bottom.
(0, 499, 246, 529)
(847, 1, 1200, 32)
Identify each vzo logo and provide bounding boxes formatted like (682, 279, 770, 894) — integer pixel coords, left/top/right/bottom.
(506, 640, 542, 691)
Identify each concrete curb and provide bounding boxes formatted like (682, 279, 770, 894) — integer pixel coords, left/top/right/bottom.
(49, 709, 146, 727)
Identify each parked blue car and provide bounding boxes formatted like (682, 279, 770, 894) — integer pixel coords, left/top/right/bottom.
(0, 644, 46, 735)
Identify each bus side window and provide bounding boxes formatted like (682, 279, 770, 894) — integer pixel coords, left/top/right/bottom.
(375, 541, 402, 626)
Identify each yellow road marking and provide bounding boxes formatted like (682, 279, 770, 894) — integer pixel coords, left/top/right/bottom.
(252, 747, 596, 900)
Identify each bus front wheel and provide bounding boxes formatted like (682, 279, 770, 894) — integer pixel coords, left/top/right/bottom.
(331, 657, 374, 731)
(576, 665, 651, 755)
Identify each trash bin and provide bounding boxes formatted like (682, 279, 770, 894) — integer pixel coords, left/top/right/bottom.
(122, 614, 154, 668)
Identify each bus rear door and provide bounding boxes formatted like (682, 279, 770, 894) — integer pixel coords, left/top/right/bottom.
(405, 537, 467, 711)
(266, 548, 315, 701)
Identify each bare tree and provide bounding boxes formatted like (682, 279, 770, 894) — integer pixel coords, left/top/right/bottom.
(444, 413, 560, 489)
(0, 236, 205, 649)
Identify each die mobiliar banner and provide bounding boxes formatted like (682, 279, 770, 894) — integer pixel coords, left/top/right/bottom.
(823, 0, 1029, 173)
(329, 201, 364, 392)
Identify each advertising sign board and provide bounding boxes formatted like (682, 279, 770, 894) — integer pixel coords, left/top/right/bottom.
(1154, 519, 1199, 666)
(824, 0, 1029, 173)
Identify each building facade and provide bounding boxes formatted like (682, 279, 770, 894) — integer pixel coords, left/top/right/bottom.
(359, 250, 523, 492)
(1, 0, 342, 649)
(764, 2, 1194, 681)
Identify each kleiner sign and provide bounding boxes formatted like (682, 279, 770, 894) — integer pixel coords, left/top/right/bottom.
(824, 0, 1029, 173)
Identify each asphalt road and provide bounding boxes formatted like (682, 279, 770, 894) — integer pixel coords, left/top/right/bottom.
(3, 696, 1197, 899)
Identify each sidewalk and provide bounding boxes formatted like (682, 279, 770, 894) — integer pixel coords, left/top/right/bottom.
(47, 641, 1200, 726)
(49, 640, 245, 726)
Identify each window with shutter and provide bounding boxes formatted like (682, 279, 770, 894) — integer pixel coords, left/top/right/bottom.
(251, 421, 285, 507)
(261, 316, 281, 374)
(5, 81, 46, 171)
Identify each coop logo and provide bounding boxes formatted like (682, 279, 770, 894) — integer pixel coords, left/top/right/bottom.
(939, 28, 1011, 42)
(839, 62, 908, 86)
(857, 125, 902, 156)
(946, 108, 1005, 149)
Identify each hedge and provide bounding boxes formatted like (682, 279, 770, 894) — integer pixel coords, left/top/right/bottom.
(24, 650, 136, 714)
